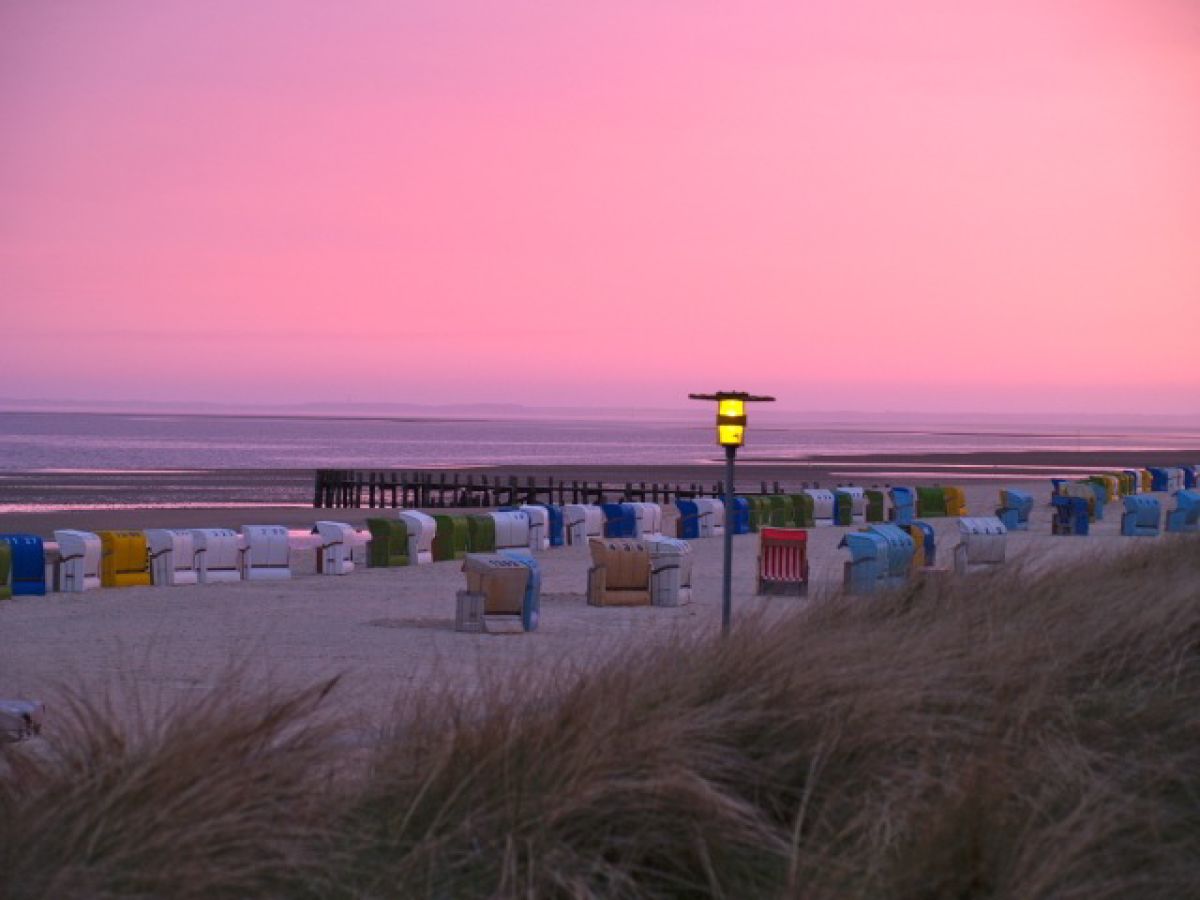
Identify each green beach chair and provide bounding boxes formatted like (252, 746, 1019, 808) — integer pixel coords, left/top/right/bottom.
(768, 495, 793, 527)
(833, 492, 853, 527)
(432, 514, 470, 562)
(916, 487, 947, 518)
(789, 493, 815, 527)
(467, 514, 497, 552)
(367, 518, 409, 567)
(0, 541, 11, 601)
(865, 489, 886, 523)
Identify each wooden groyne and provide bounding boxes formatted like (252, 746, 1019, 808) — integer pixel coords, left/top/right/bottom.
(312, 469, 794, 509)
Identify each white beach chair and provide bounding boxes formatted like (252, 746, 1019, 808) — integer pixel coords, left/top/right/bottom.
(53, 530, 101, 592)
(145, 529, 199, 586)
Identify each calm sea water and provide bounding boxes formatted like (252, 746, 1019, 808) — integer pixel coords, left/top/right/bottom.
(1, 411, 1197, 471)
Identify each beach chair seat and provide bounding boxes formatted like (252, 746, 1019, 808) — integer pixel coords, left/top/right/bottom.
(755, 527, 809, 596)
(189, 528, 242, 582)
(647, 537, 693, 606)
(1051, 496, 1089, 536)
(586, 538, 652, 607)
(563, 504, 603, 546)
(954, 517, 1007, 573)
(145, 529, 199, 586)
(432, 515, 470, 561)
(97, 531, 151, 588)
(888, 487, 915, 526)
(0, 534, 46, 596)
(1166, 491, 1200, 533)
(458, 554, 532, 633)
(54, 530, 101, 592)
(1120, 496, 1161, 537)
(312, 521, 358, 574)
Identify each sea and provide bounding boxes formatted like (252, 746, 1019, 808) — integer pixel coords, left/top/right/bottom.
(2, 411, 1198, 471)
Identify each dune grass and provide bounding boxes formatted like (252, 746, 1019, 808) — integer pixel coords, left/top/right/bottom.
(2, 538, 1198, 898)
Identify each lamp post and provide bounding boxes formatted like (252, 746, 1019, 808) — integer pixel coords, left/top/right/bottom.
(688, 390, 776, 634)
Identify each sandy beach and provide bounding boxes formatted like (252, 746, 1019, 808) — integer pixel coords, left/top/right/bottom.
(0, 478, 1179, 725)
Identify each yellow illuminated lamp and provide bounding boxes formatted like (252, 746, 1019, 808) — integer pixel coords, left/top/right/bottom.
(717, 397, 747, 447)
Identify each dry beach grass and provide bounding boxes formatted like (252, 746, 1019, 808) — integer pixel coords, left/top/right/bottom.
(2, 537, 1198, 898)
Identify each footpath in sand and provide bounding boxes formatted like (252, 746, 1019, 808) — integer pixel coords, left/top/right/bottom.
(0, 482, 1174, 723)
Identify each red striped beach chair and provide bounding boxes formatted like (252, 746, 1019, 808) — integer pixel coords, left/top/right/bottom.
(756, 527, 809, 596)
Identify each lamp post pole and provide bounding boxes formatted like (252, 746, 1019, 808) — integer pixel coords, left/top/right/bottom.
(722, 443, 736, 634)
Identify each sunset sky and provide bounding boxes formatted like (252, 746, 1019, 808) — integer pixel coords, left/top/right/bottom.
(2, 1, 1198, 414)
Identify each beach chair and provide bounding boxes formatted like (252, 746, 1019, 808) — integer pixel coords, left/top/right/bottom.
(312, 521, 358, 574)
(915, 487, 946, 518)
(0, 534, 46, 596)
(833, 490, 853, 527)
(54, 530, 101, 592)
(954, 517, 1007, 574)
(536, 504, 565, 547)
(1166, 491, 1200, 533)
(241, 526, 291, 581)
(368, 518, 410, 566)
(1051, 496, 1090, 536)
(457, 554, 532, 633)
(145, 529, 199, 585)
(1184, 467, 1198, 490)
(995, 489, 1032, 531)
(0, 543, 10, 601)
(786, 493, 813, 527)
(729, 498, 752, 535)
(675, 499, 703, 539)
(1148, 467, 1170, 492)
(647, 537, 693, 606)
(492, 510, 531, 550)
(696, 498, 725, 537)
(840, 487, 868, 524)
(563, 504, 603, 546)
(190, 528, 243, 582)
(587, 538, 652, 607)
(398, 511, 437, 563)
(867, 523, 916, 582)
(1120, 496, 1161, 537)
(432, 515, 470, 561)
(1087, 476, 1118, 503)
(804, 489, 835, 526)
(1060, 482, 1099, 520)
(755, 527, 809, 596)
(888, 487, 915, 526)
(519, 505, 551, 550)
(1123, 470, 1142, 494)
(908, 522, 937, 567)
(97, 531, 152, 588)
(839, 531, 889, 595)
(602, 503, 638, 539)
(767, 495, 792, 527)
(943, 486, 968, 517)
(465, 514, 496, 552)
(629, 502, 664, 539)
(865, 489, 887, 523)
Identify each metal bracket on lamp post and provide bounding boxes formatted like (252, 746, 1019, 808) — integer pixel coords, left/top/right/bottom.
(688, 391, 776, 635)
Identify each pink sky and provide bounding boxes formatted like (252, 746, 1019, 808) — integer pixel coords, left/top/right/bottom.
(2, 1, 1198, 414)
